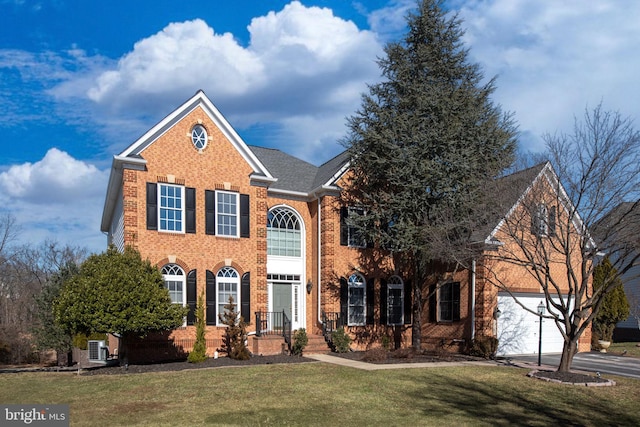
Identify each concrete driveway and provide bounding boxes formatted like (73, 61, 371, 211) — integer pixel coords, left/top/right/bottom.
(509, 351, 640, 379)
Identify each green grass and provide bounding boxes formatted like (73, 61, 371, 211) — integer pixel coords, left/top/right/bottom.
(2, 363, 640, 426)
(609, 341, 640, 358)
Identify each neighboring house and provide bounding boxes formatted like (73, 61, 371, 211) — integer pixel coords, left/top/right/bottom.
(101, 91, 590, 362)
(599, 202, 640, 341)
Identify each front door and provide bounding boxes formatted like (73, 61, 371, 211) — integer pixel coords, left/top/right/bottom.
(273, 282, 292, 323)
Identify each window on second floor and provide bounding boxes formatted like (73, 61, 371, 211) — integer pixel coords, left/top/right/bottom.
(146, 183, 195, 234)
(159, 184, 183, 232)
(340, 207, 366, 248)
(216, 191, 238, 237)
(205, 190, 250, 238)
(267, 207, 302, 257)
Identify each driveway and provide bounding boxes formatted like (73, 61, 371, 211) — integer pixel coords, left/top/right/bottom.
(509, 351, 640, 379)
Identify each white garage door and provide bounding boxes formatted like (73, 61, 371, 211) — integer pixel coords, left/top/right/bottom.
(496, 293, 569, 356)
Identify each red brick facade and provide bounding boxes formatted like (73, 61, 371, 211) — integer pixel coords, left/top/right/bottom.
(102, 92, 590, 361)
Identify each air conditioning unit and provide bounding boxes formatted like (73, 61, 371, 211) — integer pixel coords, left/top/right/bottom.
(88, 340, 108, 363)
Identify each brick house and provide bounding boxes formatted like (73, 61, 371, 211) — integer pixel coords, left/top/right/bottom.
(101, 91, 590, 362)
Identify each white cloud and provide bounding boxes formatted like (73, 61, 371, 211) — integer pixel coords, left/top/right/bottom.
(454, 0, 640, 151)
(0, 148, 108, 253)
(0, 148, 107, 204)
(70, 1, 383, 162)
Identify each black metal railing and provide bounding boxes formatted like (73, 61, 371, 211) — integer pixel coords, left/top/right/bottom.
(254, 311, 292, 353)
(321, 310, 344, 344)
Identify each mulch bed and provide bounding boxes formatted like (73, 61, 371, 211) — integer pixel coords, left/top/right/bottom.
(80, 354, 313, 375)
(332, 348, 484, 364)
(528, 370, 615, 386)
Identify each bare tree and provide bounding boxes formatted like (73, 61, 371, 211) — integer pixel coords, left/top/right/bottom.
(483, 103, 640, 372)
(0, 238, 87, 364)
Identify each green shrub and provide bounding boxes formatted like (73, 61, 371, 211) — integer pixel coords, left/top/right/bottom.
(188, 293, 207, 363)
(291, 328, 308, 356)
(72, 332, 107, 350)
(469, 335, 498, 359)
(331, 327, 351, 353)
(218, 296, 250, 360)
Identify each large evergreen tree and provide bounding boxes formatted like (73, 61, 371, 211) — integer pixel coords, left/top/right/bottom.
(54, 246, 187, 364)
(341, 0, 517, 348)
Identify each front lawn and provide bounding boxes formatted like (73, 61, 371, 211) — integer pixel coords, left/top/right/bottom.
(2, 363, 639, 426)
(609, 341, 640, 358)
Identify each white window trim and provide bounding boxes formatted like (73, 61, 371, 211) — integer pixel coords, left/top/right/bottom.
(387, 276, 404, 326)
(158, 183, 185, 234)
(348, 273, 366, 326)
(216, 190, 240, 238)
(191, 124, 208, 150)
(267, 206, 303, 258)
(217, 267, 240, 326)
(162, 264, 186, 307)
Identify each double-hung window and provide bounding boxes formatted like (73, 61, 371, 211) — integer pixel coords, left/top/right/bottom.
(162, 264, 185, 305)
(387, 276, 404, 325)
(217, 191, 238, 237)
(348, 273, 366, 326)
(217, 267, 240, 325)
(438, 282, 460, 322)
(340, 207, 366, 248)
(159, 184, 183, 232)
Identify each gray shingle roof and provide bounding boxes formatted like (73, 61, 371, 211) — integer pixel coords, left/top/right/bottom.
(249, 146, 349, 193)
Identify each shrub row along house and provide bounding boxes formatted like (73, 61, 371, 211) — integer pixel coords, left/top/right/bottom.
(100, 91, 591, 362)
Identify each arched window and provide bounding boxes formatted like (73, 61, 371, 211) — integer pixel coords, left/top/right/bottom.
(348, 273, 366, 326)
(162, 264, 185, 305)
(217, 267, 240, 325)
(387, 275, 404, 325)
(267, 207, 302, 257)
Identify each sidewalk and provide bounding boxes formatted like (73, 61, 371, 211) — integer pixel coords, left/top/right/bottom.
(307, 353, 498, 371)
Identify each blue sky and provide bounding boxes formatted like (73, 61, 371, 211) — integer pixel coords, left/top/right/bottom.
(1, 0, 639, 254)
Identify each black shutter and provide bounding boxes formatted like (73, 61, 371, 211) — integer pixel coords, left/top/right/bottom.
(146, 183, 158, 230)
(339, 277, 348, 324)
(404, 280, 412, 324)
(241, 272, 251, 323)
(206, 270, 217, 325)
(186, 187, 196, 234)
(240, 194, 250, 238)
(452, 282, 461, 322)
(380, 279, 388, 325)
(549, 206, 557, 237)
(429, 284, 437, 322)
(205, 190, 216, 235)
(186, 270, 197, 325)
(366, 278, 375, 325)
(340, 207, 348, 246)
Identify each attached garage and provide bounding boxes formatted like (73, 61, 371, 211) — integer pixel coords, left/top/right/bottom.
(496, 293, 569, 356)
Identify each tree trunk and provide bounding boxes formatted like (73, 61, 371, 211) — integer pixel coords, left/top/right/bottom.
(412, 281, 422, 349)
(557, 339, 578, 372)
(118, 334, 129, 367)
